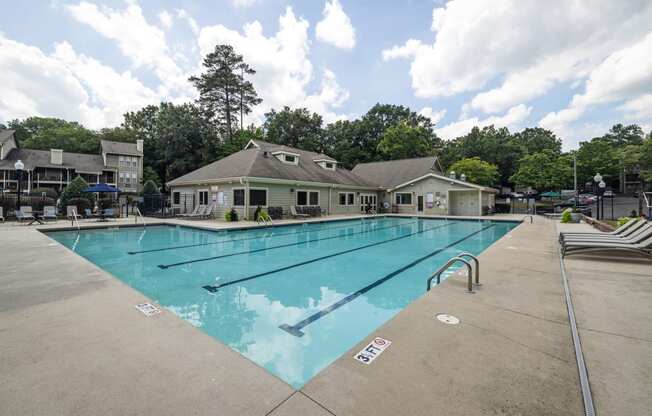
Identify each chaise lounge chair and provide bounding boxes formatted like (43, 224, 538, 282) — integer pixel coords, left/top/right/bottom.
(290, 206, 309, 219)
(0, 207, 4, 222)
(559, 219, 642, 242)
(178, 205, 203, 218)
(562, 235, 652, 259)
(561, 222, 651, 245)
(198, 203, 214, 220)
(16, 206, 35, 223)
(42, 206, 57, 222)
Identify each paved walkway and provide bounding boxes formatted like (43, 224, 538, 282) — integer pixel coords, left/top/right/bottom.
(1, 214, 647, 414)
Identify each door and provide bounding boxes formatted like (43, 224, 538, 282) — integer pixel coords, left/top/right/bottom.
(417, 195, 424, 213)
(360, 194, 377, 213)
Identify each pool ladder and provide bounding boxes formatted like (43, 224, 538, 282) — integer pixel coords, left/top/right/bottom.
(135, 207, 146, 228)
(523, 215, 534, 223)
(426, 252, 480, 293)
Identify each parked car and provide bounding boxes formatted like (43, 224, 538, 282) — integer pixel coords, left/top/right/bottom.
(603, 190, 614, 198)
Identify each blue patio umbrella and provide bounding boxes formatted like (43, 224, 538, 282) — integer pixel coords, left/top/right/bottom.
(82, 183, 121, 193)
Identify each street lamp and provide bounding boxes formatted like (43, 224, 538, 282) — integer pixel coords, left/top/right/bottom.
(593, 173, 604, 220)
(14, 160, 24, 210)
(598, 180, 606, 220)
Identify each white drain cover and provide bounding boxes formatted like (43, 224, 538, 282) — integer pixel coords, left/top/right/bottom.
(436, 313, 460, 325)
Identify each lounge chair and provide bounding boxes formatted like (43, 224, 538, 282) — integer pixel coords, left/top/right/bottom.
(559, 219, 642, 242)
(0, 207, 4, 222)
(185, 205, 207, 219)
(561, 222, 651, 244)
(99, 208, 115, 221)
(16, 207, 35, 223)
(84, 208, 99, 219)
(42, 206, 57, 221)
(198, 204, 214, 219)
(562, 235, 652, 259)
(178, 205, 202, 218)
(290, 206, 309, 218)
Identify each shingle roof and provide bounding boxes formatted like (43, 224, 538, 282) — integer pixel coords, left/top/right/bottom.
(351, 156, 442, 188)
(0, 129, 15, 144)
(0, 148, 108, 173)
(168, 140, 376, 188)
(100, 140, 142, 156)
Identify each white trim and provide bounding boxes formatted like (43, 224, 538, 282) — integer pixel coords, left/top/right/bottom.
(389, 172, 498, 193)
(394, 192, 413, 206)
(248, 186, 269, 207)
(232, 187, 245, 207)
(271, 150, 301, 157)
(168, 175, 379, 191)
(244, 139, 260, 150)
(197, 188, 209, 206)
(338, 191, 356, 206)
(313, 158, 337, 163)
(296, 189, 320, 206)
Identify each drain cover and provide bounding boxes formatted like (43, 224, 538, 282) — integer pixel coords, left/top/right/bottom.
(436, 313, 460, 325)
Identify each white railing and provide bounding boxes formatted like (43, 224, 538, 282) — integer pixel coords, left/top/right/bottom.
(71, 208, 81, 231)
(135, 207, 146, 228)
(645, 192, 652, 217)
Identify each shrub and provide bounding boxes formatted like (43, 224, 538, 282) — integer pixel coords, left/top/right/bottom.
(618, 216, 637, 227)
(67, 198, 92, 215)
(60, 176, 94, 209)
(560, 208, 572, 223)
(259, 210, 271, 222)
(224, 208, 238, 222)
(142, 180, 159, 195)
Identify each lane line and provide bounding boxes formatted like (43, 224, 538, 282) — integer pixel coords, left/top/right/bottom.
(129, 217, 398, 255)
(202, 222, 458, 292)
(278, 224, 495, 337)
(158, 220, 424, 269)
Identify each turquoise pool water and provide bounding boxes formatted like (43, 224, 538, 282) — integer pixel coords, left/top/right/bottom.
(46, 216, 518, 388)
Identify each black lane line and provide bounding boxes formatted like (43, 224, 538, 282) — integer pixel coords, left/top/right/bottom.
(278, 224, 495, 337)
(158, 220, 424, 269)
(202, 222, 457, 293)
(129, 217, 401, 255)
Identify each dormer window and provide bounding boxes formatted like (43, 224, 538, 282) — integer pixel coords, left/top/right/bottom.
(325, 162, 333, 169)
(314, 158, 337, 171)
(272, 151, 300, 165)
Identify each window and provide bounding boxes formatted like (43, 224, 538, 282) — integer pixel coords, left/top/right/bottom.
(199, 190, 209, 205)
(249, 189, 267, 206)
(395, 192, 412, 205)
(325, 162, 333, 169)
(284, 154, 296, 163)
(173, 192, 180, 205)
(339, 192, 355, 206)
(233, 189, 245, 206)
(297, 190, 319, 206)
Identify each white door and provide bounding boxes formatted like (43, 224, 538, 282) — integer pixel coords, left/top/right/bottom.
(360, 194, 377, 213)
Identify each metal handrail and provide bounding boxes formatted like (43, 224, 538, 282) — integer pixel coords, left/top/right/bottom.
(427, 257, 474, 293)
(523, 215, 534, 223)
(70, 208, 81, 231)
(456, 252, 480, 286)
(135, 207, 146, 228)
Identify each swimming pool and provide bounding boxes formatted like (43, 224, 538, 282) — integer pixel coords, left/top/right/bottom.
(46, 216, 518, 388)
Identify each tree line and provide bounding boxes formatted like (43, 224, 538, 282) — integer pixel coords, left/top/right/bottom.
(1, 44, 651, 193)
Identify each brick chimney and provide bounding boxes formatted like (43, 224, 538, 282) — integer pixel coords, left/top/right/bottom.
(50, 149, 63, 165)
(136, 139, 144, 153)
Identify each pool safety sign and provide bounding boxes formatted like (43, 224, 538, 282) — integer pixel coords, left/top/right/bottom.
(135, 303, 161, 317)
(354, 337, 391, 365)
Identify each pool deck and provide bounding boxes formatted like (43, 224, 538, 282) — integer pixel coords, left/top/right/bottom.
(0, 214, 649, 415)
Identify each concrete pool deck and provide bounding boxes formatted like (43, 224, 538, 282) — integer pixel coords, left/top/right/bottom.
(0, 214, 649, 415)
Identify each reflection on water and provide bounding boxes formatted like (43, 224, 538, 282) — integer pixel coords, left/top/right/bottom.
(46, 218, 518, 388)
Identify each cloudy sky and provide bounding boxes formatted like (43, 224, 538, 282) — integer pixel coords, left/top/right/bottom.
(1, 0, 651, 149)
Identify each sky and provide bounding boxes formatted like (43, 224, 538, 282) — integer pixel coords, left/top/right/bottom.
(1, 0, 652, 150)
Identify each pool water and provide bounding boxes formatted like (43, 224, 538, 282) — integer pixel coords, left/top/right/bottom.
(47, 216, 518, 388)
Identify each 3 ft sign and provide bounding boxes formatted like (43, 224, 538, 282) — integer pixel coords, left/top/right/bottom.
(354, 337, 392, 365)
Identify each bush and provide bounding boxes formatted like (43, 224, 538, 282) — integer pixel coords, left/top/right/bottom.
(142, 180, 159, 195)
(560, 208, 572, 223)
(224, 208, 238, 222)
(618, 216, 637, 227)
(30, 187, 58, 199)
(60, 176, 94, 209)
(67, 198, 92, 215)
(259, 210, 271, 222)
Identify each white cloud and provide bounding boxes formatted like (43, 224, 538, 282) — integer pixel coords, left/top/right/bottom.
(0, 34, 161, 128)
(540, 32, 652, 137)
(231, 0, 256, 8)
(198, 6, 350, 124)
(66, 1, 191, 94)
(176, 9, 199, 35)
(435, 104, 531, 140)
(315, 0, 356, 50)
(158, 10, 173, 30)
(383, 0, 652, 113)
(419, 107, 446, 125)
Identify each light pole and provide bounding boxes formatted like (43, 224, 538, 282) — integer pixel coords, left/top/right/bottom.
(14, 160, 24, 210)
(593, 173, 603, 220)
(599, 180, 606, 220)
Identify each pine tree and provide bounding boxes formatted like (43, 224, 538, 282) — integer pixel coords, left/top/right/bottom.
(189, 45, 262, 142)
